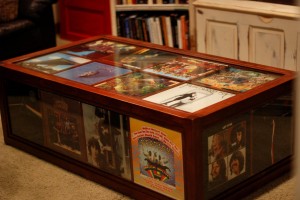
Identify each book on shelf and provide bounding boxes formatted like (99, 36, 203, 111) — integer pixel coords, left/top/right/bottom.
(116, 0, 188, 4)
(179, 15, 188, 50)
(116, 12, 189, 49)
(160, 16, 169, 47)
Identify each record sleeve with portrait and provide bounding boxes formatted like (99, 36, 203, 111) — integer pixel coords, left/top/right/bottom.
(41, 91, 87, 161)
(82, 103, 132, 180)
(204, 113, 250, 199)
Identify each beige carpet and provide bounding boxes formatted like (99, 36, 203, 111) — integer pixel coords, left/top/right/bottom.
(0, 113, 296, 200)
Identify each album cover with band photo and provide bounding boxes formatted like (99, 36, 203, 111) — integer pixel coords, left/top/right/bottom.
(82, 103, 132, 180)
(41, 91, 87, 161)
(204, 114, 250, 199)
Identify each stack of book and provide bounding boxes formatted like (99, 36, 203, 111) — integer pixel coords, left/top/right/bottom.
(117, 13, 189, 50)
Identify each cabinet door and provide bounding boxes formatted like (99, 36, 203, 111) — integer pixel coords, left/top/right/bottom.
(206, 20, 238, 59)
(249, 27, 285, 69)
(194, 1, 300, 71)
(196, 8, 241, 60)
(60, 0, 112, 41)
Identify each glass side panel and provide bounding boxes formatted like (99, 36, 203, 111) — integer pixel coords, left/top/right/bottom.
(13, 38, 283, 113)
(6, 80, 132, 180)
(7, 81, 43, 145)
(5, 79, 185, 198)
(203, 93, 293, 199)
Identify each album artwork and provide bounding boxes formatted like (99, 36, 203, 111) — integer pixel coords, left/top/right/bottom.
(194, 67, 280, 92)
(144, 83, 235, 113)
(95, 72, 179, 97)
(143, 56, 228, 81)
(108, 48, 179, 70)
(130, 118, 184, 200)
(205, 117, 249, 199)
(55, 62, 132, 85)
(63, 39, 141, 60)
(41, 91, 87, 161)
(16, 52, 90, 74)
(82, 103, 132, 179)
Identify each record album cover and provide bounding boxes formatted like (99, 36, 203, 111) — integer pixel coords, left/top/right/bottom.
(144, 83, 235, 113)
(16, 52, 90, 74)
(95, 72, 179, 97)
(130, 118, 184, 200)
(55, 62, 132, 85)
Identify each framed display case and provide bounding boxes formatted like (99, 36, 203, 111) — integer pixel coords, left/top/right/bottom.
(0, 35, 295, 200)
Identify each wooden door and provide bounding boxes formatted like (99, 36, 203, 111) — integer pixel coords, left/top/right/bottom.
(60, 0, 112, 41)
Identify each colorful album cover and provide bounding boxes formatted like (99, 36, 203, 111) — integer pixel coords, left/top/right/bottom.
(82, 103, 132, 180)
(194, 67, 280, 92)
(41, 91, 87, 161)
(143, 56, 228, 81)
(108, 48, 179, 70)
(144, 83, 235, 113)
(95, 72, 179, 97)
(206, 119, 248, 194)
(63, 39, 141, 60)
(16, 52, 90, 74)
(55, 62, 132, 85)
(130, 118, 184, 200)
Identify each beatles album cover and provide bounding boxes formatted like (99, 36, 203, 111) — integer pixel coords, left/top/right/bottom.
(107, 48, 179, 70)
(130, 118, 184, 200)
(16, 52, 90, 74)
(194, 67, 280, 92)
(95, 72, 179, 97)
(204, 116, 249, 199)
(55, 62, 132, 85)
(63, 39, 141, 60)
(41, 91, 87, 161)
(82, 103, 132, 180)
(143, 56, 228, 81)
(144, 83, 235, 113)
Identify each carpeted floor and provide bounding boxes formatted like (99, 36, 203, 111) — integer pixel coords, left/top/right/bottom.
(0, 113, 296, 200)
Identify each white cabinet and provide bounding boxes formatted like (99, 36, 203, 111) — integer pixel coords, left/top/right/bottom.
(191, 0, 300, 71)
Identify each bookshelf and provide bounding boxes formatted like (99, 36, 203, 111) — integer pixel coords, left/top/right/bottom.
(110, 0, 191, 49)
